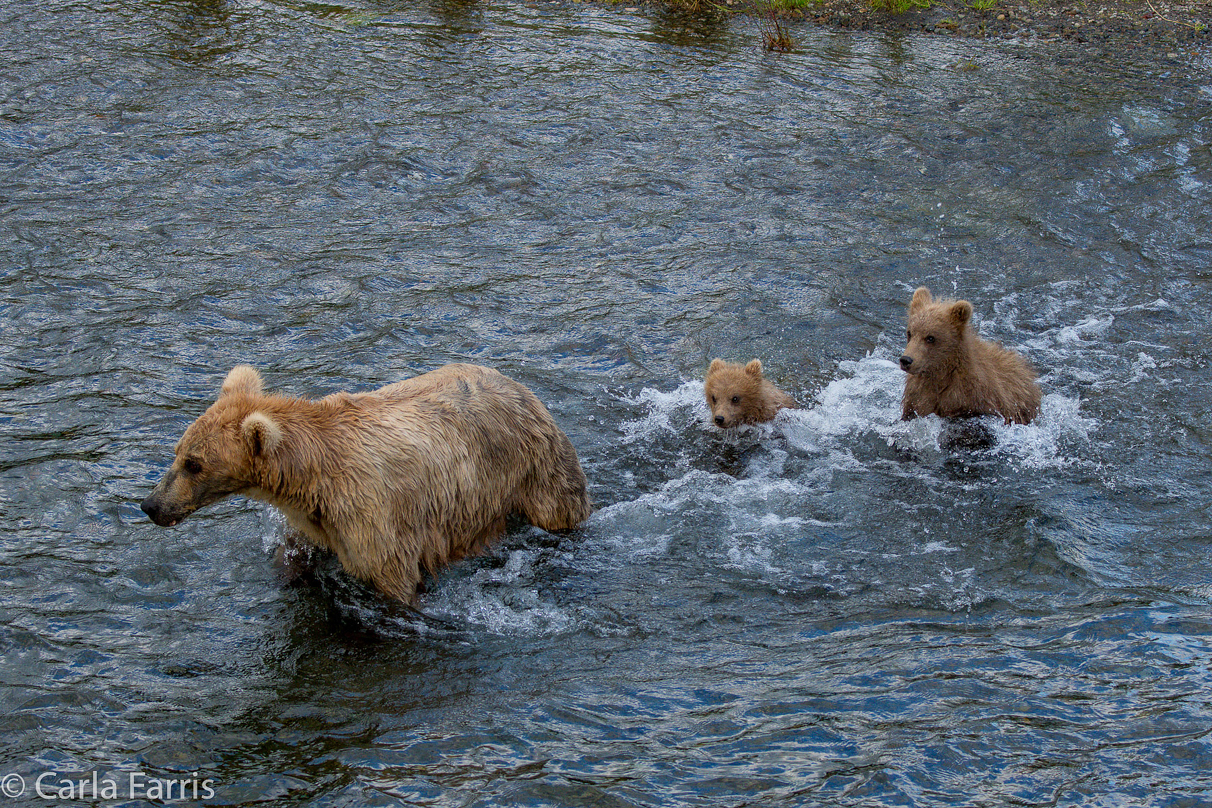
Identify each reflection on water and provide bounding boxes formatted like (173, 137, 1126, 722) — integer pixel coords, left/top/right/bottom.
(2, 0, 1211, 804)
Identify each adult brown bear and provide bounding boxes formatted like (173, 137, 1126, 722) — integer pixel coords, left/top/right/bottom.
(142, 364, 591, 602)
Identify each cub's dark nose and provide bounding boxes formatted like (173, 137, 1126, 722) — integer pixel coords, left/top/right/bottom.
(899, 355, 913, 370)
(714, 415, 725, 426)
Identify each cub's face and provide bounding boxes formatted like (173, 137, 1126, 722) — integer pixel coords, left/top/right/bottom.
(704, 359, 763, 429)
(899, 288, 971, 378)
(140, 409, 252, 527)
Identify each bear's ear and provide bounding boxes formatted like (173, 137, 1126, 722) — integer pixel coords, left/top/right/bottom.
(910, 287, 933, 312)
(708, 358, 724, 373)
(744, 359, 763, 377)
(948, 300, 973, 329)
(222, 365, 263, 398)
(241, 412, 282, 457)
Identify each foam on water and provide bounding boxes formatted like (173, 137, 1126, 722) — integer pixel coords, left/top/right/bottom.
(617, 379, 714, 443)
(588, 468, 829, 590)
(422, 546, 581, 637)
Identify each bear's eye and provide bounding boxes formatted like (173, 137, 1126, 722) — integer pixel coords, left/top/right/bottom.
(710, 395, 717, 405)
(925, 335, 936, 344)
(183, 458, 203, 475)
(906, 330, 912, 340)
(731, 395, 741, 405)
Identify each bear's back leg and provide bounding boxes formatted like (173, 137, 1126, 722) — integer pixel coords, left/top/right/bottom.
(518, 435, 591, 532)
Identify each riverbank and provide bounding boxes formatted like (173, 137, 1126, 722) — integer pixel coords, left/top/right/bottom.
(691, 0, 1210, 49)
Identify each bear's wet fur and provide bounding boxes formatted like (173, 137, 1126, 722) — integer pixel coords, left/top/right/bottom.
(142, 364, 591, 603)
(704, 358, 797, 428)
(900, 287, 1041, 425)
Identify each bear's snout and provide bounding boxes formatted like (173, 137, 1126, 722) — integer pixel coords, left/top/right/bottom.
(141, 495, 181, 528)
(714, 415, 726, 426)
(899, 355, 914, 371)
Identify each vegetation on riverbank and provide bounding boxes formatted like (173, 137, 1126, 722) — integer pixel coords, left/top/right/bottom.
(656, 0, 1210, 49)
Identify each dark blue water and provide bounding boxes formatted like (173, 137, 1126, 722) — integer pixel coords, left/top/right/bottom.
(3, 0, 1212, 804)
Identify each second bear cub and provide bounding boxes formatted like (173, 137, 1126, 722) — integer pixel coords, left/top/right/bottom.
(900, 286, 1041, 425)
(704, 358, 797, 428)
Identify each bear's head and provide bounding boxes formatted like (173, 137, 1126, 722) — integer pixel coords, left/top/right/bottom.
(705, 358, 768, 429)
(899, 287, 973, 378)
(141, 365, 285, 527)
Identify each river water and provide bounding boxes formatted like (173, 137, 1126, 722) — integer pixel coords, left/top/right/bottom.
(3, 0, 1212, 805)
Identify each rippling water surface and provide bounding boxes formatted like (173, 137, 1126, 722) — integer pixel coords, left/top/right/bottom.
(3, 0, 1212, 804)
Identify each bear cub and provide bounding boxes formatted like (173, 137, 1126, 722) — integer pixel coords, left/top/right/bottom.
(900, 286, 1041, 425)
(704, 358, 797, 428)
(141, 363, 591, 603)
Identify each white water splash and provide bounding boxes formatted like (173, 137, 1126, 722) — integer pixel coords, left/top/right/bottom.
(423, 547, 580, 637)
(617, 379, 712, 443)
(589, 468, 832, 578)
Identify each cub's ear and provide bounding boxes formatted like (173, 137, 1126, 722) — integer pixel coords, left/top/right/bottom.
(708, 358, 725, 373)
(910, 287, 933, 312)
(744, 359, 763, 377)
(222, 365, 263, 398)
(241, 412, 282, 457)
(948, 300, 973, 329)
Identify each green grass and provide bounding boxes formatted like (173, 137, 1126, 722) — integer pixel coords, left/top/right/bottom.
(768, 0, 822, 9)
(869, 0, 931, 12)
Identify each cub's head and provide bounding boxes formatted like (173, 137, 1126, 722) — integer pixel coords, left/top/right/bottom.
(899, 287, 972, 377)
(141, 365, 284, 527)
(705, 358, 766, 429)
